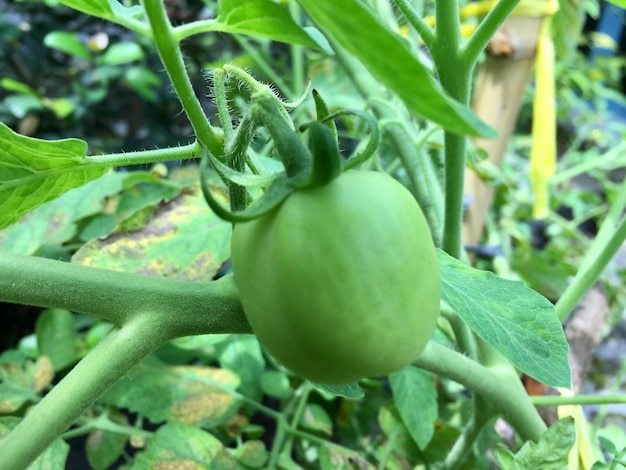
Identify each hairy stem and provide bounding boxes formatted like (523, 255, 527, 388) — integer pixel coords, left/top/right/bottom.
(0, 251, 250, 336)
(142, 0, 223, 156)
(0, 317, 165, 469)
(414, 342, 546, 442)
(87, 141, 202, 167)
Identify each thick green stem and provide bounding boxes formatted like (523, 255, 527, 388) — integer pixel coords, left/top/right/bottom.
(0, 251, 250, 467)
(414, 342, 546, 442)
(0, 317, 165, 469)
(430, 0, 470, 259)
(0, 251, 250, 336)
(142, 0, 223, 156)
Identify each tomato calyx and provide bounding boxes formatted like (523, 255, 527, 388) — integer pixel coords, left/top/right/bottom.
(199, 65, 380, 224)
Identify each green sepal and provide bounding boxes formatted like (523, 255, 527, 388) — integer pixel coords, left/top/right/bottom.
(325, 109, 380, 170)
(313, 89, 338, 142)
(204, 149, 276, 187)
(301, 121, 342, 187)
(200, 148, 305, 223)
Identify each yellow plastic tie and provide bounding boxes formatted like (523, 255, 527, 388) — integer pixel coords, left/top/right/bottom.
(530, 12, 556, 219)
(557, 387, 598, 470)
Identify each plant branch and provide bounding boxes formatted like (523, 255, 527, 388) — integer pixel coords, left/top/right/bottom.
(393, 0, 436, 49)
(462, 0, 521, 65)
(435, 0, 462, 52)
(142, 0, 223, 156)
(532, 393, 626, 407)
(0, 251, 250, 336)
(414, 341, 546, 441)
(555, 211, 626, 322)
(87, 141, 202, 167)
(0, 317, 165, 470)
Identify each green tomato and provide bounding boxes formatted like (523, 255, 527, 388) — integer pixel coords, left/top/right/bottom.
(231, 171, 440, 385)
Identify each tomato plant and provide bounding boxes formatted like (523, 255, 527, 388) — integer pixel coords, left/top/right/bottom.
(232, 170, 441, 385)
(3, 0, 622, 468)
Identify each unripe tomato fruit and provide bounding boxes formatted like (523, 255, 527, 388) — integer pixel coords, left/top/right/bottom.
(231, 171, 440, 385)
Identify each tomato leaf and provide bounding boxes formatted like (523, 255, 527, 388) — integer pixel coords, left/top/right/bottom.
(311, 382, 364, 399)
(389, 367, 437, 450)
(0, 123, 106, 230)
(217, 335, 266, 402)
(132, 423, 239, 467)
(438, 250, 571, 389)
(101, 363, 241, 427)
(58, 0, 143, 22)
(295, 0, 496, 137)
(205, 0, 322, 49)
(71, 184, 230, 281)
(35, 309, 80, 372)
(493, 417, 575, 469)
(0, 172, 128, 255)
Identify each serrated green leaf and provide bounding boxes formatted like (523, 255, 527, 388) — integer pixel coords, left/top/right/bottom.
(217, 335, 265, 402)
(295, 0, 495, 137)
(260, 370, 293, 399)
(493, 448, 515, 469)
(389, 366, 437, 450)
(300, 403, 333, 436)
(58, 0, 114, 19)
(86, 428, 128, 470)
(439, 250, 571, 388)
(311, 382, 364, 399)
(0, 172, 128, 255)
(58, 0, 143, 23)
(44, 31, 90, 60)
(101, 362, 240, 427)
(72, 185, 229, 280)
(35, 309, 79, 371)
(131, 423, 239, 469)
(0, 356, 53, 413)
(216, 0, 320, 49)
(512, 417, 575, 469)
(0, 123, 106, 230)
(236, 440, 269, 468)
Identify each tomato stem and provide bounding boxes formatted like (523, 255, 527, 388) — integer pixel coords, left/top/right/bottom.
(142, 0, 223, 157)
